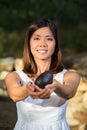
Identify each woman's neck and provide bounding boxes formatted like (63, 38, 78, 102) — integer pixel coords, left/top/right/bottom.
(36, 60, 51, 75)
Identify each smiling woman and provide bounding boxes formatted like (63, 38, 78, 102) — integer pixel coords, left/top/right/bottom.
(30, 27, 55, 65)
(5, 19, 80, 130)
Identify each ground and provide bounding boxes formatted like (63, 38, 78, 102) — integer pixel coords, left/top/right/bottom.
(0, 97, 17, 130)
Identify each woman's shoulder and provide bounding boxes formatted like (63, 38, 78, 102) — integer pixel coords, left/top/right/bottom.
(63, 69, 80, 83)
(15, 70, 25, 76)
(54, 69, 68, 84)
(15, 70, 33, 83)
(55, 69, 67, 76)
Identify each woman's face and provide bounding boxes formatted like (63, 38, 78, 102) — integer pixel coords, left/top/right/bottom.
(30, 27, 55, 62)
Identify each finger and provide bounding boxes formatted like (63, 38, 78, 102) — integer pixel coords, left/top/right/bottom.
(29, 87, 51, 99)
(30, 89, 46, 98)
(26, 82, 35, 91)
(39, 88, 51, 98)
(45, 84, 53, 89)
(34, 84, 43, 92)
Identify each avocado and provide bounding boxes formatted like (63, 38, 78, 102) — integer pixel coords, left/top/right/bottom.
(35, 71, 53, 89)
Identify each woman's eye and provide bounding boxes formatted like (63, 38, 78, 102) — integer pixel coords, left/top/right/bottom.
(47, 38, 53, 41)
(34, 37, 40, 40)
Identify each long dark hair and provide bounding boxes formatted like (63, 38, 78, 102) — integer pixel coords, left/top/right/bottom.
(23, 19, 64, 76)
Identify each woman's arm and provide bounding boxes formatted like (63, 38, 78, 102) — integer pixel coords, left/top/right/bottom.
(5, 72, 52, 102)
(55, 71, 80, 99)
(5, 72, 29, 102)
(46, 71, 80, 99)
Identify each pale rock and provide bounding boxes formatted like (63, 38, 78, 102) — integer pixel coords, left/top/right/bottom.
(82, 92, 87, 110)
(77, 78, 87, 92)
(0, 88, 8, 97)
(14, 58, 23, 70)
(0, 71, 9, 80)
(0, 57, 14, 71)
(79, 124, 87, 130)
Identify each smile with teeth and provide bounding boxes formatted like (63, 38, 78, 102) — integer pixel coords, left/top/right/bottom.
(37, 50, 47, 53)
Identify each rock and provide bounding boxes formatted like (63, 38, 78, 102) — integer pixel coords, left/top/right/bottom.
(74, 111, 87, 124)
(82, 92, 87, 110)
(0, 57, 14, 71)
(0, 80, 6, 89)
(0, 80, 8, 97)
(14, 58, 23, 70)
(77, 78, 87, 92)
(0, 88, 8, 97)
(35, 71, 53, 89)
(66, 108, 80, 127)
(0, 71, 9, 80)
(79, 124, 87, 130)
(66, 74, 87, 128)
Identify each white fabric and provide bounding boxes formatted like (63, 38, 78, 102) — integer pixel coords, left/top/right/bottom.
(14, 69, 70, 130)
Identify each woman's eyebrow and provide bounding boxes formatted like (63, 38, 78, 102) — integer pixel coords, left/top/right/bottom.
(33, 34, 53, 37)
(33, 34, 40, 37)
(46, 35, 53, 37)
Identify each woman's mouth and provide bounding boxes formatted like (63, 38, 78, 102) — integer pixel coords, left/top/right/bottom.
(37, 50, 47, 53)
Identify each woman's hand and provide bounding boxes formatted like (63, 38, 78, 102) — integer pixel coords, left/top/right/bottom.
(45, 79, 58, 92)
(26, 82, 52, 99)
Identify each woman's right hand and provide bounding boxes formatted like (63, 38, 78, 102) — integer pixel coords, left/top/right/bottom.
(26, 82, 51, 99)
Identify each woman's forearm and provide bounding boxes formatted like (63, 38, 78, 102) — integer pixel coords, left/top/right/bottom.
(54, 82, 76, 99)
(54, 72, 80, 99)
(8, 85, 29, 102)
(5, 72, 29, 102)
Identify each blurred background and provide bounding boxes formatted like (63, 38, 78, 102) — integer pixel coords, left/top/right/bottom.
(0, 0, 87, 130)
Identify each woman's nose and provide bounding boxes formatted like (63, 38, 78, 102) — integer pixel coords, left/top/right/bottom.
(39, 39, 47, 47)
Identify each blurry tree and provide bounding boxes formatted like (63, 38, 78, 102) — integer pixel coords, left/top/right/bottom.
(0, 0, 87, 31)
(0, 0, 87, 57)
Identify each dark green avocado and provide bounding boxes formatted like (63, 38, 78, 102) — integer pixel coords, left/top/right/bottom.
(35, 71, 53, 89)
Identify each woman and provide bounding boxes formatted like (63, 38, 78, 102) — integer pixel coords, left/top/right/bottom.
(5, 19, 80, 130)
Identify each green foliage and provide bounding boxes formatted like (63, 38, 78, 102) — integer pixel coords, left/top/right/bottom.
(0, 31, 24, 58)
(0, 0, 87, 57)
(59, 22, 87, 52)
(0, 0, 86, 31)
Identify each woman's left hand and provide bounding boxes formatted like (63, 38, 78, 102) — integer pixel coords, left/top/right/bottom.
(45, 79, 58, 93)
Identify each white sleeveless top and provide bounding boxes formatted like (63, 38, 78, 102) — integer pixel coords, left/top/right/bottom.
(14, 69, 70, 130)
